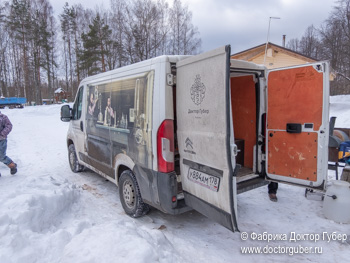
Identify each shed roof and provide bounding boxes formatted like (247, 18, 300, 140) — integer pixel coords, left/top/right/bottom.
(54, 88, 66, 94)
(231, 42, 317, 63)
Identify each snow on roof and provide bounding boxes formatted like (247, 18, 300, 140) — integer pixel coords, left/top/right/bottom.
(54, 88, 66, 93)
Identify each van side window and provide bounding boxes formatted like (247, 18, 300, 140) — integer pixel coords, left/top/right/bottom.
(72, 86, 84, 120)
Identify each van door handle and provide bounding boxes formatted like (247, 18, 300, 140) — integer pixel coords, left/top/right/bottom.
(231, 143, 238, 156)
(286, 123, 301, 133)
(80, 121, 84, 132)
(230, 143, 238, 170)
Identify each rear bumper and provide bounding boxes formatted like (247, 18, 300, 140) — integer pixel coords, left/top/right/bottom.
(133, 165, 191, 215)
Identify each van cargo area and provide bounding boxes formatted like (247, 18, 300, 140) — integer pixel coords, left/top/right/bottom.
(230, 70, 268, 194)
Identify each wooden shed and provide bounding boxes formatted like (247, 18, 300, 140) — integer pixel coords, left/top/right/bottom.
(231, 42, 317, 69)
(54, 88, 68, 103)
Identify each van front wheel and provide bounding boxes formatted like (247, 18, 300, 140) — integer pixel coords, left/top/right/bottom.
(68, 144, 84, 173)
(119, 170, 149, 218)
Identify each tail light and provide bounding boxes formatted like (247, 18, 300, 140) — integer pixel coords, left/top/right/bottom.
(157, 120, 175, 173)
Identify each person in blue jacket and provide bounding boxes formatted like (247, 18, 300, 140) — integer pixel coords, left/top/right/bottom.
(0, 111, 17, 176)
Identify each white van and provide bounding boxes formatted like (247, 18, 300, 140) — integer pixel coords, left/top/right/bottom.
(61, 45, 330, 231)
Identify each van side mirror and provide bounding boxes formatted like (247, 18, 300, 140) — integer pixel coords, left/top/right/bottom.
(61, 105, 72, 122)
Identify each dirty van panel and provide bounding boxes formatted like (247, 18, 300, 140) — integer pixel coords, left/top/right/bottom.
(83, 71, 154, 178)
(268, 131, 318, 181)
(176, 45, 238, 231)
(266, 63, 329, 189)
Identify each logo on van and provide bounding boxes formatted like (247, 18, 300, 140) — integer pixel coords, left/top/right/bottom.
(190, 75, 206, 105)
(185, 138, 193, 149)
(184, 137, 196, 155)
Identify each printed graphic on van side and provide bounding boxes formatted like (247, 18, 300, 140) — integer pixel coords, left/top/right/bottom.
(84, 71, 155, 174)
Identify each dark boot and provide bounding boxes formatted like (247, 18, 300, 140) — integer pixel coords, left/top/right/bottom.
(8, 162, 17, 175)
(269, 193, 278, 202)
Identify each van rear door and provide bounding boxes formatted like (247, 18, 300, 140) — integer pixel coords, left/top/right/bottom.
(266, 62, 330, 189)
(176, 46, 238, 231)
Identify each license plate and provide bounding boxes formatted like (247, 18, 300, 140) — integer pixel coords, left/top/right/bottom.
(187, 168, 220, 192)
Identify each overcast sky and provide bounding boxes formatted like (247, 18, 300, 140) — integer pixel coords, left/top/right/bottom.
(51, 0, 337, 54)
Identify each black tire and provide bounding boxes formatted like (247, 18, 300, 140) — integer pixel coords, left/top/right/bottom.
(119, 170, 149, 218)
(68, 144, 84, 173)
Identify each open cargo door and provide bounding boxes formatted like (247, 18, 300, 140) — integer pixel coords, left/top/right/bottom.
(266, 62, 330, 190)
(176, 46, 238, 231)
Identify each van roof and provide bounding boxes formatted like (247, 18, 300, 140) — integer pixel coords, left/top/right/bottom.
(81, 55, 190, 85)
(79, 54, 266, 86)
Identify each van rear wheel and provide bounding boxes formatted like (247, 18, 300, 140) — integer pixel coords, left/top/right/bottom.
(119, 170, 149, 218)
(68, 144, 84, 173)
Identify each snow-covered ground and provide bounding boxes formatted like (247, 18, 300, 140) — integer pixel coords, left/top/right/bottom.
(0, 96, 349, 263)
(330, 95, 350, 128)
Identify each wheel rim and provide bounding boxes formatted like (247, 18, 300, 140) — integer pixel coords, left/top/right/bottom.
(122, 179, 135, 209)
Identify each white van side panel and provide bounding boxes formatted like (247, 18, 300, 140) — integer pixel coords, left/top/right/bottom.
(151, 61, 165, 171)
(151, 58, 188, 172)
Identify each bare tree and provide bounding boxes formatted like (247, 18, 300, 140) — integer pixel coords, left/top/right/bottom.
(123, 0, 165, 62)
(288, 0, 350, 94)
(110, 0, 128, 67)
(320, 0, 350, 94)
(0, 0, 203, 102)
(286, 38, 300, 52)
(168, 0, 201, 55)
(110, 0, 201, 64)
(0, 4, 9, 96)
(299, 25, 320, 59)
(7, 0, 32, 100)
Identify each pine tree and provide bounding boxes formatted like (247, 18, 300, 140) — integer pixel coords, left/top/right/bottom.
(80, 13, 113, 76)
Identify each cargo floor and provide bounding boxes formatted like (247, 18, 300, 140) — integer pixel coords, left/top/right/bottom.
(236, 166, 253, 177)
